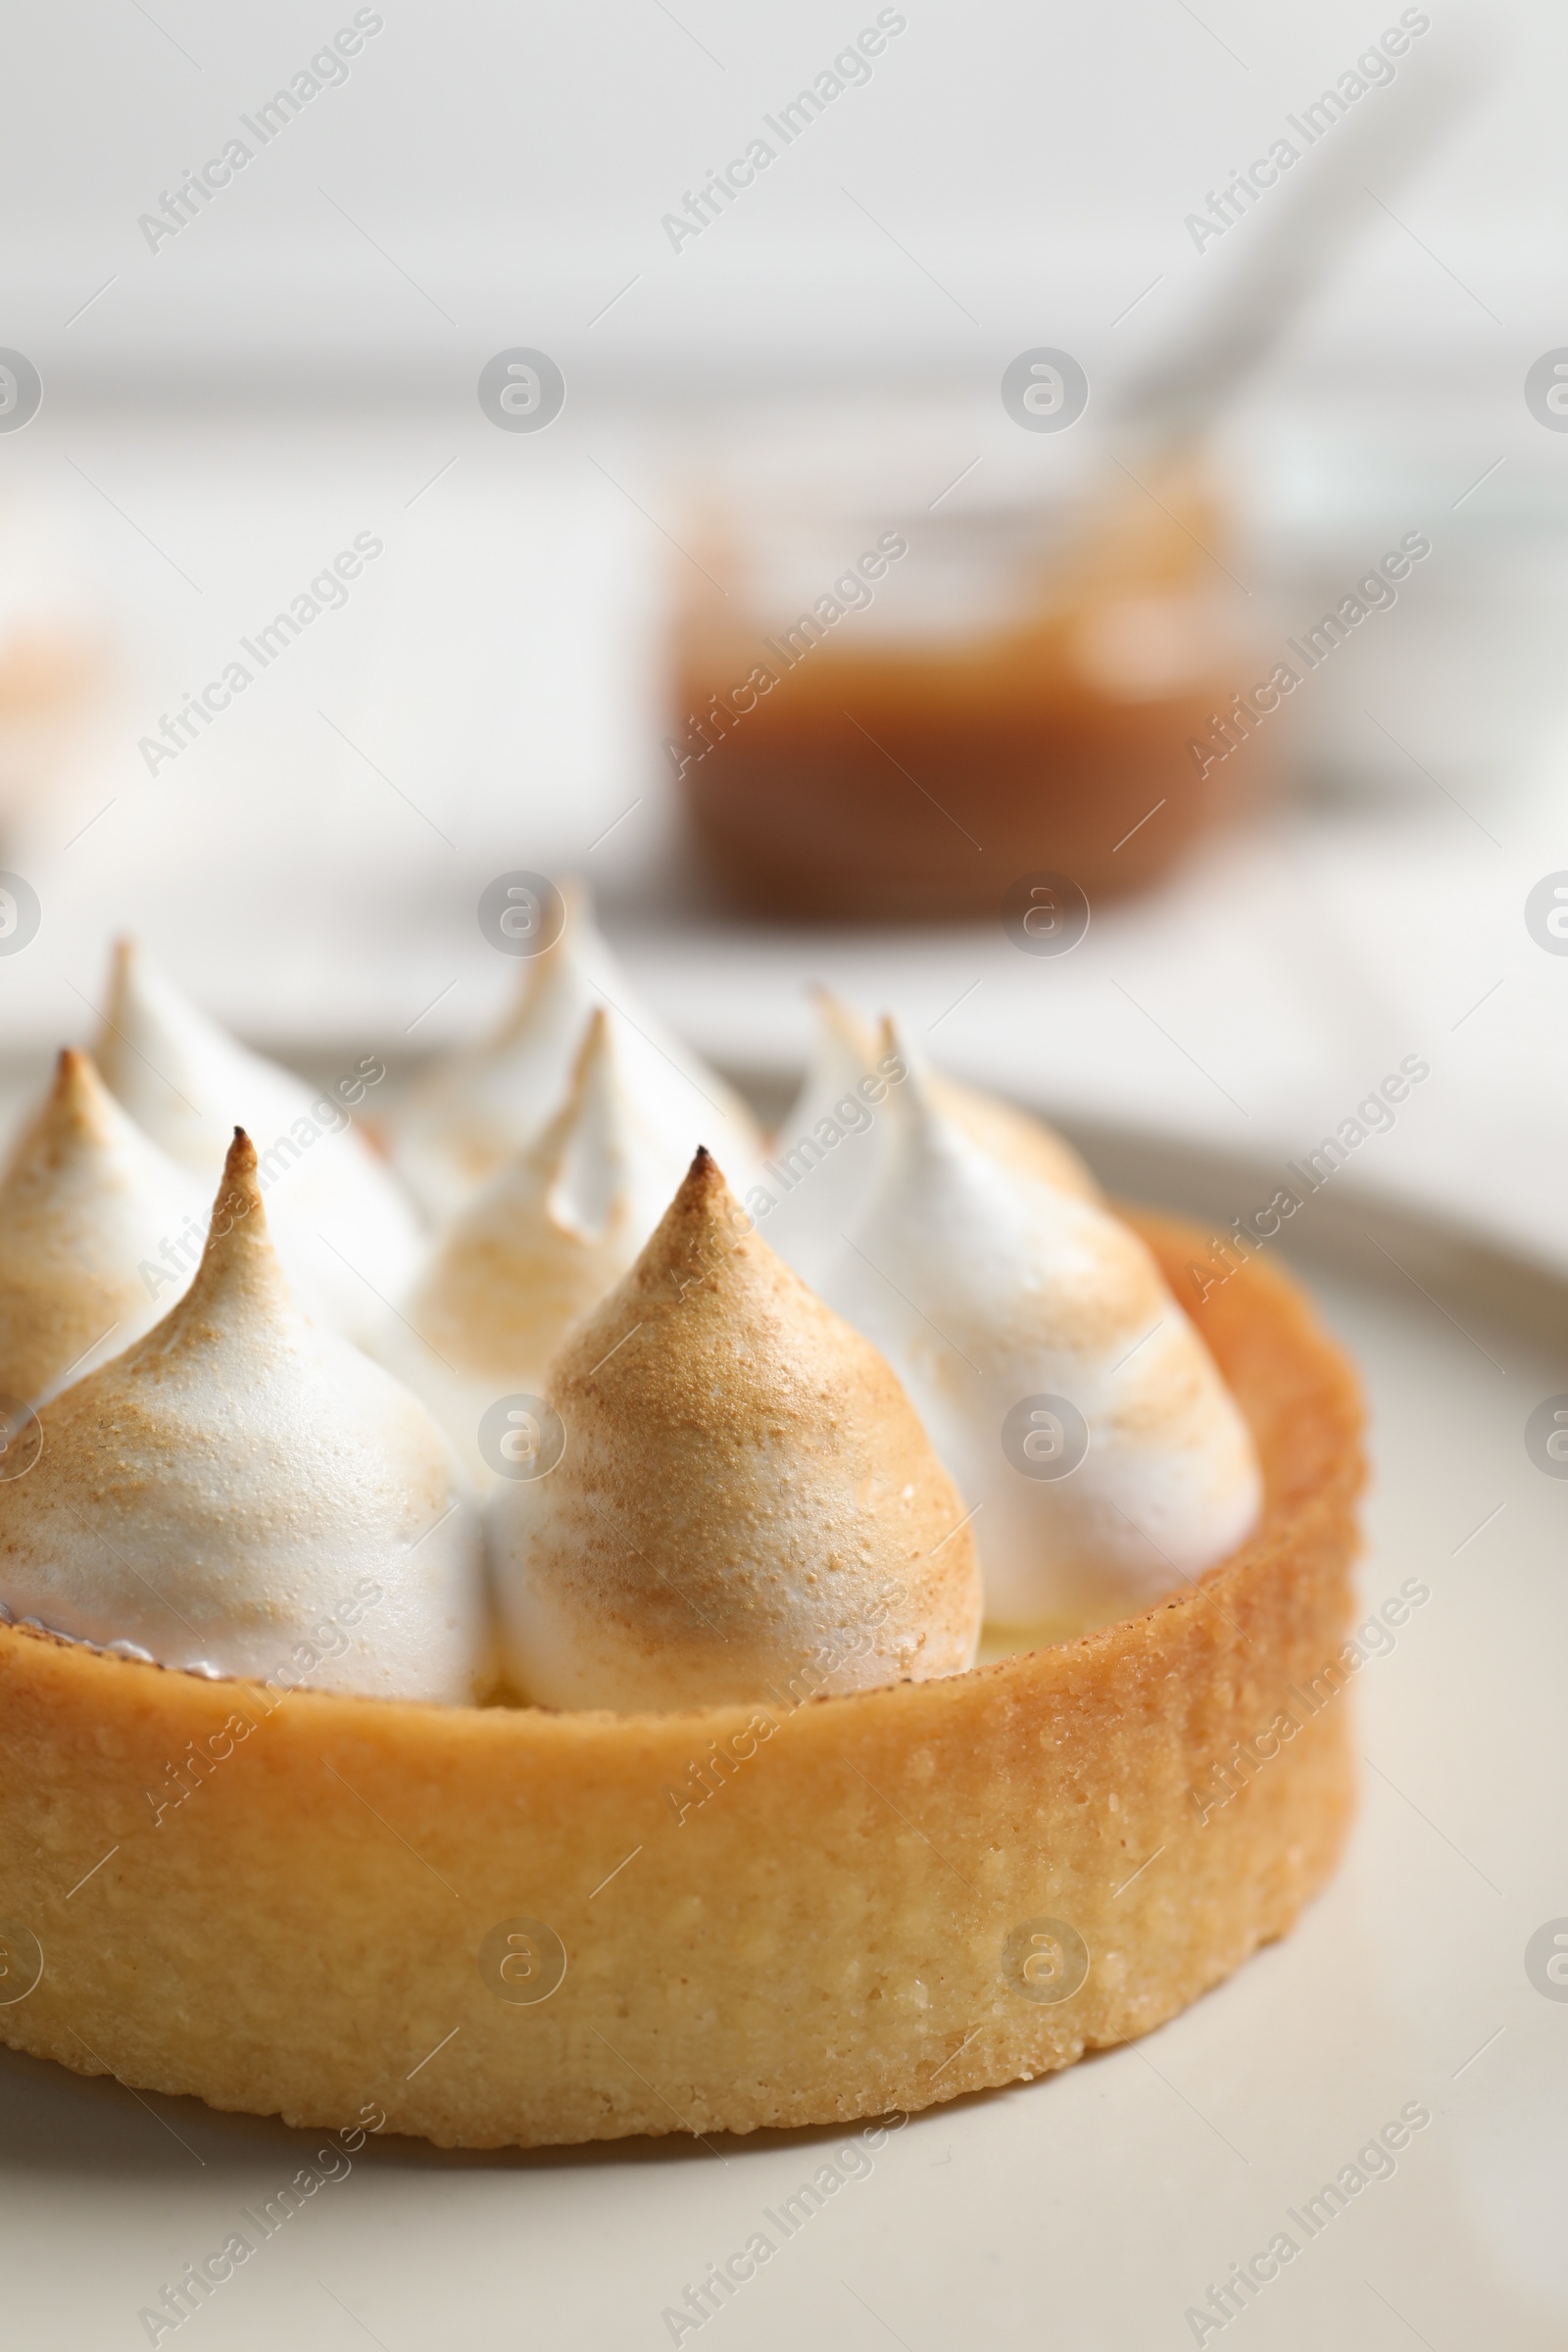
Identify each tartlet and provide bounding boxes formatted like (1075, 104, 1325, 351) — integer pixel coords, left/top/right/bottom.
(0, 1212, 1361, 2149)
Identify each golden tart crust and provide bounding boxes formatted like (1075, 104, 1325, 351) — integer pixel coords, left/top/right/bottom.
(0, 1213, 1362, 2149)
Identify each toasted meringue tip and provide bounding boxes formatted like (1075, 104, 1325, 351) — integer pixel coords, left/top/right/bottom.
(44, 1049, 101, 1126)
(561, 1003, 612, 1092)
(216, 1126, 264, 1209)
(530, 1006, 612, 1174)
(29, 1048, 120, 1150)
(530, 872, 584, 952)
(680, 1145, 737, 1209)
(48, 1047, 100, 1119)
(647, 1147, 742, 1251)
(876, 1014, 925, 1101)
(102, 935, 139, 1009)
(502, 875, 581, 1020)
(811, 985, 876, 1054)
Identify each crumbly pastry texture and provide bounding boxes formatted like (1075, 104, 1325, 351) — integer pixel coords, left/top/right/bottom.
(0, 1212, 1361, 2149)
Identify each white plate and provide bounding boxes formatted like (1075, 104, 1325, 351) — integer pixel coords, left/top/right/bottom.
(2, 1127, 1565, 2352)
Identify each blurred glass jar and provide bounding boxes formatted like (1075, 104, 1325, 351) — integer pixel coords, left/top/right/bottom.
(667, 405, 1269, 922)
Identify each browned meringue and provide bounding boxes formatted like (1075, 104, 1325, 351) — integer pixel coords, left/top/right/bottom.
(89, 938, 423, 1346)
(0, 1131, 484, 1701)
(489, 1148, 982, 1710)
(760, 990, 1098, 1293)
(932, 1065, 1101, 1200)
(815, 1031, 1262, 1627)
(0, 1049, 204, 1407)
(387, 881, 762, 1224)
(374, 1008, 690, 1485)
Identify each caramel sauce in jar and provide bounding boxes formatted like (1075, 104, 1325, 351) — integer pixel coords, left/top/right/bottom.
(673, 462, 1267, 921)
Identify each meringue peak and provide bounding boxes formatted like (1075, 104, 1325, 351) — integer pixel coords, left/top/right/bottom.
(94, 936, 246, 1171)
(0, 1048, 204, 1406)
(373, 1010, 692, 1478)
(495, 876, 594, 1042)
(809, 983, 876, 1068)
(627, 1141, 731, 1288)
(817, 1034, 1261, 1628)
(489, 1148, 982, 1710)
(762, 991, 1097, 1298)
(11, 1048, 151, 1198)
(579, 1144, 769, 1353)
(386, 880, 761, 1224)
(148, 1126, 300, 1352)
(28, 1046, 123, 1159)
(878, 1011, 1100, 1204)
(0, 1134, 485, 1700)
(542, 1005, 647, 1242)
(88, 937, 423, 1346)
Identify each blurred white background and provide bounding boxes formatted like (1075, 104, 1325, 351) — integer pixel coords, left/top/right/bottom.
(1, 0, 1566, 1261)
